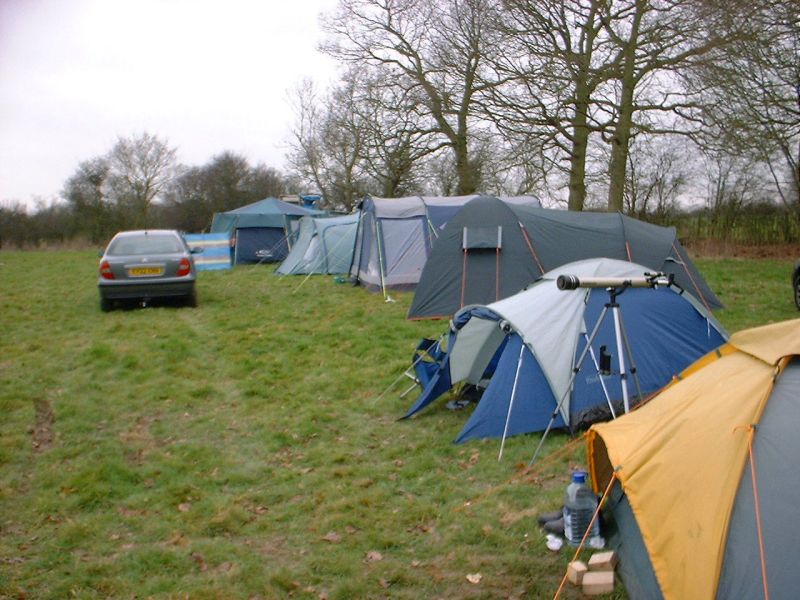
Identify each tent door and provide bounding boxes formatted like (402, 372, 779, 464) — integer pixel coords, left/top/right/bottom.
(461, 226, 503, 307)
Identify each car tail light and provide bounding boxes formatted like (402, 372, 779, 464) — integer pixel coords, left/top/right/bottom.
(99, 260, 115, 280)
(177, 257, 192, 277)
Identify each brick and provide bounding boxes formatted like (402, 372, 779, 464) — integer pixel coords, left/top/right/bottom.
(582, 570, 615, 595)
(566, 560, 588, 585)
(588, 550, 618, 571)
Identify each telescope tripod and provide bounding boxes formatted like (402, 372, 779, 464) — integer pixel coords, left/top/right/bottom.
(528, 283, 644, 467)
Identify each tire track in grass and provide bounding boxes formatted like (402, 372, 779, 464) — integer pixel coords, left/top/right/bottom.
(31, 397, 54, 452)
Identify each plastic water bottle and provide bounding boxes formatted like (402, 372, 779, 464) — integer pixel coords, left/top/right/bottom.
(563, 471, 600, 546)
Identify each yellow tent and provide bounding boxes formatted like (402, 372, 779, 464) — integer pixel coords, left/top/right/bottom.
(587, 319, 800, 600)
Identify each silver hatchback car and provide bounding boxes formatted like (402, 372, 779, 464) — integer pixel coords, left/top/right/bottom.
(98, 230, 200, 311)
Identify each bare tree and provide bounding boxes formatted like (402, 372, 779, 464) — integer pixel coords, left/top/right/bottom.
(494, 0, 751, 212)
(624, 135, 688, 219)
(321, 0, 503, 195)
(494, 0, 616, 210)
(287, 78, 371, 211)
(703, 151, 773, 238)
(698, 0, 800, 221)
(287, 80, 328, 203)
(352, 67, 444, 196)
(599, 0, 743, 212)
(107, 132, 177, 228)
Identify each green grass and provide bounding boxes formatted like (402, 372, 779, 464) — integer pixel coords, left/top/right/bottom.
(0, 251, 796, 599)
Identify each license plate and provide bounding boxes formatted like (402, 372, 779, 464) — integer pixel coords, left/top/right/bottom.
(128, 266, 164, 277)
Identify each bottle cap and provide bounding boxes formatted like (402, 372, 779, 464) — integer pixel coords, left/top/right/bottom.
(572, 471, 587, 484)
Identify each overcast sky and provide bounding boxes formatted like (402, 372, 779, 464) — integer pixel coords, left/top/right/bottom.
(0, 0, 339, 208)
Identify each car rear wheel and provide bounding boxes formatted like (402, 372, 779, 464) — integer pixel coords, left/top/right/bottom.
(794, 275, 800, 310)
(100, 297, 113, 312)
(186, 288, 198, 308)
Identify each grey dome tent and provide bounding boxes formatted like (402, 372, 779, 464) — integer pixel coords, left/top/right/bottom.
(408, 198, 721, 319)
(349, 195, 540, 298)
(210, 198, 323, 264)
(402, 258, 727, 446)
(276, 213, 358, 275)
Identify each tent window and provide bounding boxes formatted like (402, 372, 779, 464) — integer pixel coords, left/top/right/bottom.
(462, 226, 502, 250)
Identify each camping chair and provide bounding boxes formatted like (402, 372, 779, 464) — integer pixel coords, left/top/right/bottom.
(400, 337, 448, 398)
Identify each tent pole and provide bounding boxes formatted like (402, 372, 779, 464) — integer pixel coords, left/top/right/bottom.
(460, 249, 468, 308)
(348, 206, 365, 283)
(518, 222, 544, 273)
(498, 342, 526, 460)
(495, 247, 500, 302)
(528, 304, 610, 468)
(671, 242, 713, 313)
(375, 219, 392, 302)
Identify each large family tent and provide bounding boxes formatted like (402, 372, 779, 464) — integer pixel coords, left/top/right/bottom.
(408, 200, 721, 319)
(276, 213, 358, 275)
(587, 319, 800, 600)
(350, 195, 539, 296)
(402, 259, 727, 444)
(210, 198, 323, 264)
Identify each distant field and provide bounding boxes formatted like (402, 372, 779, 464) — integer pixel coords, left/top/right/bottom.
(0, 250, 796, 599)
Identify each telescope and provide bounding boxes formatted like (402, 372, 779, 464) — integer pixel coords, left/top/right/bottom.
(556, 272, 673, 290)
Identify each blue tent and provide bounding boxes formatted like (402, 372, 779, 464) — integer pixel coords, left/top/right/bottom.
(402, 258, 728, 443)
(210, 198, 323, 264)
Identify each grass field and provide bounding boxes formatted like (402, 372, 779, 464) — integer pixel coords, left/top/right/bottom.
(0, 250, 796, 599)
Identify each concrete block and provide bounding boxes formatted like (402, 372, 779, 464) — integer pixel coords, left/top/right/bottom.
(588, 550, 618, 571)
(582, 570, 615, 595)
(566, 560, 588, 585)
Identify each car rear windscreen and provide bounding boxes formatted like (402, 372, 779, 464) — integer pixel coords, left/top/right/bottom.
(108, 234, 183, 255)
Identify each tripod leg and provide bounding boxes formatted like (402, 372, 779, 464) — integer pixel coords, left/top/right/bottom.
(615, 310, 644, 405)
(611, 306, 631, 413)
(528, 306, 609, 468)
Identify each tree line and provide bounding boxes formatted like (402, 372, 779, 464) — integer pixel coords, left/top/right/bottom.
(1, 0, 797, 248)
(289, 0, 798, 219)
(0, 134, 293, 248)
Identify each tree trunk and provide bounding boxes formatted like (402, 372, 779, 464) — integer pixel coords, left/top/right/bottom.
(568, 88, 591, 211)
(567, 2, 603, 212)
(607, 3, 643, 213)
(607, 97, 634, 212)
(454, 136, 477, 195)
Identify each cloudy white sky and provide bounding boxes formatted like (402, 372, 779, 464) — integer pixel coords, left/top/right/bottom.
(0, 0, 339, 208)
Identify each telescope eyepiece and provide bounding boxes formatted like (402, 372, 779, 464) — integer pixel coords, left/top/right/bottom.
(556, 274, 581, 290)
